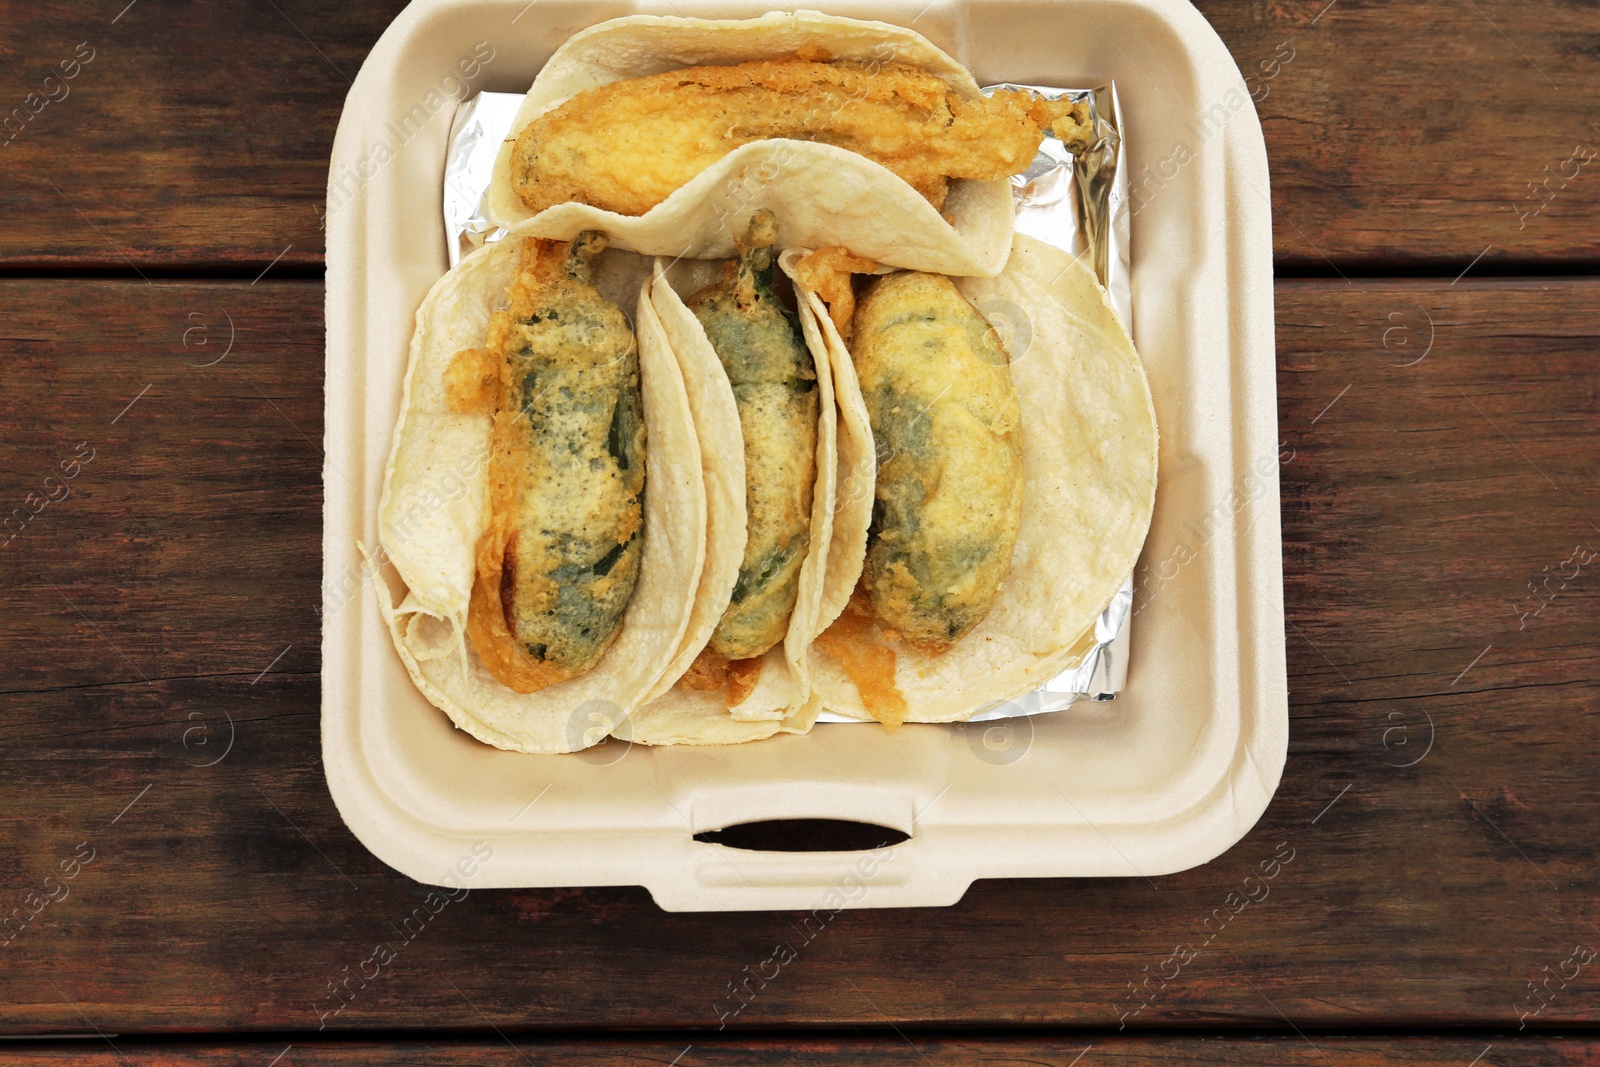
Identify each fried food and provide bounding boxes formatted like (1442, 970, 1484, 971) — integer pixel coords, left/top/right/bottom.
(459, 232, 647, 693)
(851, 270, 1023, 651)
(687, 211, 819, 661)
(510, 57, 1091, 217)
(813, 588, 909, 727)
(793, 246, 880, 342)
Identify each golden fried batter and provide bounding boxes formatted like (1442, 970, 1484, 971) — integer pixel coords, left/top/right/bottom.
(852, 270, 1023, 652)
(680, 645, 764, 708)
(511, 58, 1091, 216)
(688, 212, 819, 663)
(814, 588, 909, 728)
(458, 233, 646, 694)
(794, 246, 880, 342)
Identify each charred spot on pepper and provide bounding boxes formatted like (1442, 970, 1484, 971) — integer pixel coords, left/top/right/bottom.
(606, 385, 641, 471)
(590, 533, 636, 579)
(499, 531, 519, 629)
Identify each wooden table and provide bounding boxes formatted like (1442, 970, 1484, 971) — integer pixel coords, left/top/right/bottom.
(2, 1, 1596, 1062)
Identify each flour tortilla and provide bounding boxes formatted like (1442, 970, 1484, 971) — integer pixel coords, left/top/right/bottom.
(777, 249, 879, 635)
(806, 235, 1159, 722)
(375, 237, 710, 753)
(625, 273, 785, 745)
(485, 11, 1016, 277)
(629, 254, 836, 738)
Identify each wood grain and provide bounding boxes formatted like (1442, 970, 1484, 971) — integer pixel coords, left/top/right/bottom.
(0, 277, 1596, 1033)
(0, 1036, 1593, 1065)
(1192, 0, 1600, 269)
(0, 1, 405, 271)
(2, 0, 1598, 268)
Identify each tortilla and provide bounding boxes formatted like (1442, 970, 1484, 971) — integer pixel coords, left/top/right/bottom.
(804, 235, 1159, 722)
(629, 253, 837, 737)
(381, 8, 1157, 744)
(778, 250, 876, 636)
(485, 11, 1017, 277)
(375, 237, 708, 753)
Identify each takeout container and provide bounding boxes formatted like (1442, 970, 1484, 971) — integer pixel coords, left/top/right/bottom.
(322, 0, 1287, 910)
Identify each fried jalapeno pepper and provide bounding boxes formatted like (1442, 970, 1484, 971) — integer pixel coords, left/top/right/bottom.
(509, 57, 1093, 217)
(688, 211, 819, 661)
(851, 271, 1023, 651)
(462, 232, 646, 693)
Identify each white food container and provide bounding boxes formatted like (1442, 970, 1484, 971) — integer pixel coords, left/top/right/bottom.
(322, 0, 1287, 910)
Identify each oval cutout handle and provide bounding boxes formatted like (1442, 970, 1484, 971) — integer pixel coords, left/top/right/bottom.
(695, 818, 909, 853)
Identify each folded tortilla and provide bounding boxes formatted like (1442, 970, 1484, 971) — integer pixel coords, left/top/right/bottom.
(375, 237, 710, 753)
(628, 254, 841, 740)
(485, 10, 1017, 277)
(803, 235, 1159, 722)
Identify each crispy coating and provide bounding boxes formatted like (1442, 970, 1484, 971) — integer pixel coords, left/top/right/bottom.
(814, 588, 908, 727)
(680, 645, 764, 708)
(852, 271, 1023, 651)
(794, 245, 880, 342)
(688, 211, 819, 661)
(511, 57, 1092, 216)
(461, 233, 646, 693)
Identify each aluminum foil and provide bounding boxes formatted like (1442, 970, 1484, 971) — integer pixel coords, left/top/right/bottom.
(440, 81, 1135, 712)
(443, 92, 521, 268)
(977, 82, 1134, 713)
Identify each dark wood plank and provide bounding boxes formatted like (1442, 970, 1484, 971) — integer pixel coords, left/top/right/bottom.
(0, 277, 1597, 1033)
(0, 1, 405, 271)
(3, 0, 1598, 268)
(1192, 0, 1600, 269)
(0, 1035, 1594, 1065)
(0, 281, 323, 690)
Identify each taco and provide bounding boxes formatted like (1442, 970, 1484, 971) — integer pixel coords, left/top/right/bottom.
(375, 233, 711, 753)
(796, 235, 1159, 725)
(378, 11, 1153, 748)
(628, 213, 845, 741)
(485, 11, 1090, 278)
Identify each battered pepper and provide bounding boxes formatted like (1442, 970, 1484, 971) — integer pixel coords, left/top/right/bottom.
(851, 270, 1023, 651)
(510, 57, 1092, 217)
(458, 232, 647, 693)
(688, 211, 819, 661)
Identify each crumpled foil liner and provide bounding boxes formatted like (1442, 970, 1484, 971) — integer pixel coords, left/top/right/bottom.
(444, 92, 521, 268)
(440, 81, 1135, 714)
(974, 82, 1133, 714)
